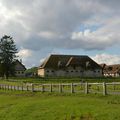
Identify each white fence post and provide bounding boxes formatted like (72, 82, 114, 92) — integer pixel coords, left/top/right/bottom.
(8, 85, 9, 90)
(14, 86, 16, 90)
(10, 85, 12, 90)
(85, 82, 89, 94)
(71, 83, 74, 93)
(50, 84, 52, 92)
(113, 83, 115, 90)
(59, 83, 62, 93)
(21, 85, 23, 91)
(31, 84, 34, 92)
(103, 82, 107, 95)
(26, 85, 29, 91)
(17, 86, 19, 91)
(41, 84, 45, 92)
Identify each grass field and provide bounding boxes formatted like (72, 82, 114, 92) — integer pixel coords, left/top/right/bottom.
(1, 77, 120, 84)
(0, 77, 120, 120)
(0, 90, 120, 120)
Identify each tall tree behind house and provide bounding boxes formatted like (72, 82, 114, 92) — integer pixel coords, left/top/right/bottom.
(0, 35, 18, 79)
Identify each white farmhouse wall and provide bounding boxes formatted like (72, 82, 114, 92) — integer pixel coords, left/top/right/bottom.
(15, 71, 25, 77)
(86, 69, 102, 77)
(104, 73, 120, 77)
(38, 68, 45, 77)
(38, 68, 103, 77)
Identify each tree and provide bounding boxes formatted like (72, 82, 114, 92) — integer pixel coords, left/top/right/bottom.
(0, 35, 18, 79)
(25, 67, 38, 77)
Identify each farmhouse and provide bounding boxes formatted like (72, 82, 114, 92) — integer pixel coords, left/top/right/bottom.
(14, 60, 26, 77)
(103, 64, 120, 77)
(38, 54, 102, 77)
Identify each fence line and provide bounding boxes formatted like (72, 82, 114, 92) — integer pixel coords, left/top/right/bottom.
(1, 82, 120, 95)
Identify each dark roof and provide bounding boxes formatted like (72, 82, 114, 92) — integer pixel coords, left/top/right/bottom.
(15, 60, 26, 71)
(104, 64, 120, 74)
(39, 54, 102, 69)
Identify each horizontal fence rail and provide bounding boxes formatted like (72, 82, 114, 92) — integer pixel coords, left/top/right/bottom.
(1, 82, 120, 95)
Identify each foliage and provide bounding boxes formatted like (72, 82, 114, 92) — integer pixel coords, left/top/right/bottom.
(0, 35, 18, 79)
(25, 67, 38, 77)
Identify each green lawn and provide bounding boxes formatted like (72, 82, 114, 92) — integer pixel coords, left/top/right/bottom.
(0, 90, 120, 120)
(1, 77, 120, 84)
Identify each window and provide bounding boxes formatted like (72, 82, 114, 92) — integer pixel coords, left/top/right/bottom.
(76, 71, 78, 72)
(108, 67, 112, 70)
(52, 70, 54, 73)
(71, 71, 73, 72)
(46, 70, 49, 73)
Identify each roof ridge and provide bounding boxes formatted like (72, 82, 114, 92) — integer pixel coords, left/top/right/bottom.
(41, 55, 51, 68)
(50, 54, 88, 57)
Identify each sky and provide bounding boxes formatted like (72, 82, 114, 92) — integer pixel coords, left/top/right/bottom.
(0, 0, 120, 68)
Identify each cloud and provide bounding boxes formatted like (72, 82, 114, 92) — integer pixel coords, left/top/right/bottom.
(92, 54, 120, 65)
(0, 0, 112, 49)
(0, 0, 120, 67)
(39, 58, 45, 64)
(38, 31, 58, 39)
(71, 16, 120, 50)
(17, 48, 32, 59)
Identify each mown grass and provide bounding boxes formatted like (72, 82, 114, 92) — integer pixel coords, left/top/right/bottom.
(1, 77, 120, 84)
(0, 90, 120, 120)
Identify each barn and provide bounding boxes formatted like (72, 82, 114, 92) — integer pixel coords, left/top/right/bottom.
(38, 54, 102, 77)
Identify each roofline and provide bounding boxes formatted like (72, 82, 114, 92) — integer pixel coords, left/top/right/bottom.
(87, 56, 102, 69)
(50, 54, 88, 57)
(39, 54, 102, 69)
(39, 54, 89, 68)
(15, 60, 26, 70)
(39, 55, 51, 68)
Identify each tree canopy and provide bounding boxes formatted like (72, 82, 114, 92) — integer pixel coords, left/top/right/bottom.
(0, 35, 18, 79)
(25, 67, 38, 77)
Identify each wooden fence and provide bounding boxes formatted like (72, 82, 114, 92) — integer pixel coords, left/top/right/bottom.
(1, 82, 120, 95)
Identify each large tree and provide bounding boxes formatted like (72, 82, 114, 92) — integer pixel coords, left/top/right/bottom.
(0, 35, 18, 79)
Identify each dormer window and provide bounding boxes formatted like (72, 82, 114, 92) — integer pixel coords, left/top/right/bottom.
(58, 61, 64, 68)
(86, 61, 90, 68)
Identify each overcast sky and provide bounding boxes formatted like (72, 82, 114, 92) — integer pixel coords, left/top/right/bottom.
(0, 0, 120, 68)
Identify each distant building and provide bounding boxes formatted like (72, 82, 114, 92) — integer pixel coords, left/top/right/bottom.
(38, 54, 102, 77)
(102, 64, 120, 77)
(14, 60, 26, 77)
